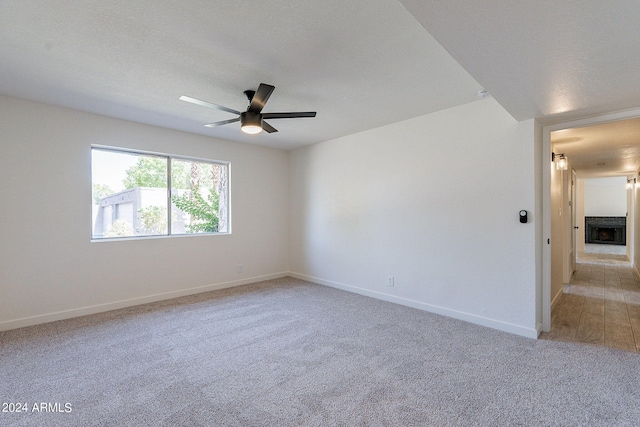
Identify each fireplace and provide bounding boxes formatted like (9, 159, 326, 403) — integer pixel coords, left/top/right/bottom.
(585, 216, 626, 245)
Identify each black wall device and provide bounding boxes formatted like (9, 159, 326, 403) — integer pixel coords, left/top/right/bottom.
(519, 210, 528, 223)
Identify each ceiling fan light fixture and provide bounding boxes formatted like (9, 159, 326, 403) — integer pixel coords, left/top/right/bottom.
(240, 111, 263, 134)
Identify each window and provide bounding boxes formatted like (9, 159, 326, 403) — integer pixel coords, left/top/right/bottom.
(91, 147, 229, 239)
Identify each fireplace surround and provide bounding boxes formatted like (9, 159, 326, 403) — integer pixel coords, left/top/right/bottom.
(584, 216, 626, 245)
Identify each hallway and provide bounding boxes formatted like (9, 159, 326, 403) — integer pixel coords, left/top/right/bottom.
(542, 244, 640, 352)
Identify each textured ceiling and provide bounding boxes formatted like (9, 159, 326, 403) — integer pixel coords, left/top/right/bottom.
(551, 118, 640, 179)
(399, 0, 640, 124)
(399, 0, 640, 177)
(2, 1, 640, 167)
(0, 0, 482, 150)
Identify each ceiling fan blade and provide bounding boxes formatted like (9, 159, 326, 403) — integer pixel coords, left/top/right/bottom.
(262, 121, 278, 133)
(204, 117, 240, 128)
(180, 95, 241, 115)
(262, 112, 316, 119)
(247, 83, 275, 113)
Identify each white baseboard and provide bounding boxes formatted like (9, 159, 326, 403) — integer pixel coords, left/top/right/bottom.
(290, 272, 539, 339)
(2, 271, 539, 339)
(550, 287, 564, 311)
(0, 272, 288, 332)
(535, 322, 543, 337)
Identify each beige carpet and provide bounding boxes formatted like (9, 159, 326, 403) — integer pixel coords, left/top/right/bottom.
(1, 277, 639, 426)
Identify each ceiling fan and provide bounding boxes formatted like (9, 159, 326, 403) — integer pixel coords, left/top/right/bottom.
(180, 83, 316, 134)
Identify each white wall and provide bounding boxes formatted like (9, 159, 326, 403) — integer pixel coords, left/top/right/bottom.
(576, 177, 628, 253)
(289, 99, 538, 338)
(583, 177, 627, 216)
(0, 95, 541, 338)
(0, 96, 290, 330)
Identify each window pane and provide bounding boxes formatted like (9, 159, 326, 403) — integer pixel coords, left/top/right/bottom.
(171, 159, 229, 234)
(91, 149, 169, 239)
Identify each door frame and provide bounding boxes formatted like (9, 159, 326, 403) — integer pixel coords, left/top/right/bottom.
(541, 107, 640, 332)
(567, 169, 577, 281)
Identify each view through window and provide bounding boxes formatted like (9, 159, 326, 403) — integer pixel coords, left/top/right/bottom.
(91, 147, 229, 239)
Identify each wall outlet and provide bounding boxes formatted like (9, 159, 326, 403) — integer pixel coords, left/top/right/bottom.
(237, 265, 244, 273)
(387, 275, 394, 287)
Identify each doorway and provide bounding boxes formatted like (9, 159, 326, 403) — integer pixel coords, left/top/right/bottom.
(542, 108, 640, 335)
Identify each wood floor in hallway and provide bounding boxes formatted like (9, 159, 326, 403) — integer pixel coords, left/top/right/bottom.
(541, 244, 640, 352)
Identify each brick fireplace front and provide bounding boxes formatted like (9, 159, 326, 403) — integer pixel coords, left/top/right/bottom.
(585, 216, 626, 245)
